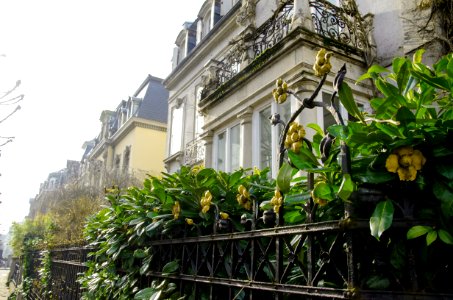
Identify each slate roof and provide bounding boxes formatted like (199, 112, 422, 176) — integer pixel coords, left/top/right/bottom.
(134, 75, 169, 123)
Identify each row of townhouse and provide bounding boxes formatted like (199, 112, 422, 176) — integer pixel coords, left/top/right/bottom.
(28, 76, 168, 217)
(28, 0, 449, 218)
(163, 0, 448, 177)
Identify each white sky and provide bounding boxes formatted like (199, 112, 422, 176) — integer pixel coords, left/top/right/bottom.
(0, 0, 206, 234)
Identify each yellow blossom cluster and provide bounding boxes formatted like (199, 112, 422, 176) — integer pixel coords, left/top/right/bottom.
(272, 78, 288, 104)
(219, 212, 229, 220)
(200, 190, 213, 213)
(185, 218, 194, 225)
(284, 122, 306, 154)
(385, 146, 426, 181)
(172, 201, 181, 220)
(270, 189, 283, 213)
(237, 185, 252, 210)
(313, 48, 333, 77)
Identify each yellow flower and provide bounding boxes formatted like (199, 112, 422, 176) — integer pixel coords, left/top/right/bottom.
(200, 190, 212, 207)
(313, 48, 333, 77)
(191, 164, 205, 175)
(395, 146, 413, 156)
(219, 212, 229, 220)
(201, 205, 210, 214)
(172, 201, 181, 220)
(412, 150, 426, 171)
(271, 189, 283, 213)
(385, 146, 426, 181)
(185, 218, 194, 225)
(397, 165, 417, 181)
(385, 154, 399, 173)
(285, 122, 305, 153)
(153, 207, 159, 213)
(237, 185, 252, 209)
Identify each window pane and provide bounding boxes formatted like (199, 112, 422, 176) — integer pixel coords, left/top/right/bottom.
(170, 107, 183, 155)
(279, 99, 291, 125)
(217, 132, 226, 171)
(259, 107, 272, 170)
(195, 87, 204, 137)
(230, 124, 241, 171)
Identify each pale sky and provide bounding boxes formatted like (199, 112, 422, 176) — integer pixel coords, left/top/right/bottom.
(0, 0, 206, 234)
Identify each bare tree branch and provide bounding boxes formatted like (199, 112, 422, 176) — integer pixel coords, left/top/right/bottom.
(0, 105, 21, 124)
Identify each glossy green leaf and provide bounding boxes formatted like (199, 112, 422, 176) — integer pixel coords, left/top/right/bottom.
(150, 290, 162, 300)
(338, 82, 365, 123)
(395, 106, 415, 126)
(375, 122, 405, 138)
(277, 162, 293, 193)
(140, 261, 150, 275)
(134, 288, 155, 300)
(413, 48, 425, 64)
(366, 275, 390, 289)
(370, 200, 394, 240)
(438, 229, 453, 245)
(436, 162, 453, 180)
(288, 149, 318, 171)
(357, 64, 390, 82)
(162, 260, 179, 275)
(307, 123, 324, 136)
(312, 182, 335, 202)
(426, 230, 438, 246)
(407, 225, 432, 239)
(375, 78, 399, 97)
(327, 125, 348, 140)
(447, 56, 453, 78)
(338, 174, 356, 201)
(395, 59, 410, 93)
(411, 70, 450, 90)
(133, 249, 147, 259)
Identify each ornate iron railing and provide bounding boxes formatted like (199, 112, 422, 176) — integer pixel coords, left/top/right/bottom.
(49, 247, 91, 299)
(309, 0, 369, 50)
(251, 2, 294, 58)
(184, 138, 205, 166)
(207, 1, 295, 93)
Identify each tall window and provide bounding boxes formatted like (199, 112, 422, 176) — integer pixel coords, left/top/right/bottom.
(259, 106, 272, 171)
(170, 105, 184, 155)
(215, 124, 242, 172)
(217, 131, 226, 171)
(255, 98, 291, 177)
(195, 87, 204, 138)
(230, 124, 241, 171)
(123, 146, 131, 173)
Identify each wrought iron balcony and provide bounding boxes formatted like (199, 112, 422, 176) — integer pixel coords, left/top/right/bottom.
(200, 0, 372, 103)
(309, 0, 371, 50)
(184, 138, 205, 166)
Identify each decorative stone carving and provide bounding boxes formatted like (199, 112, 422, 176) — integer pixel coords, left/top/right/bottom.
(236, 0, 257, 27)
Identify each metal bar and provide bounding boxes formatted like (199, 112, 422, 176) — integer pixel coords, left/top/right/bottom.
(149, 220, 368, 245)
(148, 273, 349, 299)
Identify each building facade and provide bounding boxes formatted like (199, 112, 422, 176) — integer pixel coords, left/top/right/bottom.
(80, 75, 168, 188)
(28, 160, 80, 218)
(163, 0, 448, 176)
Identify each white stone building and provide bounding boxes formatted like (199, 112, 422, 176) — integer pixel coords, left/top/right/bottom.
(164, 0, 448, 176)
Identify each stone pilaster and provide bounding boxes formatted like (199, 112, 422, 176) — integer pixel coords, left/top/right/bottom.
(200, 130, 214, 168)
(291, 0, 314, 31)
(237, 106, 254, 169)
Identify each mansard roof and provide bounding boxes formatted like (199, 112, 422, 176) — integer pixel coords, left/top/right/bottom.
(134, 75, 168, 124)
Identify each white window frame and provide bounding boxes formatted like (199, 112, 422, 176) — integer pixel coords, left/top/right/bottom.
(253, 97, 293, 178)
(169, 102, 185, 156)
(213, 123, 242, 172)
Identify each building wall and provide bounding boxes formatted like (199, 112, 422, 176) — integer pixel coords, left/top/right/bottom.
(164, 0, 375, 176)
(130, 123, 167, 179)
